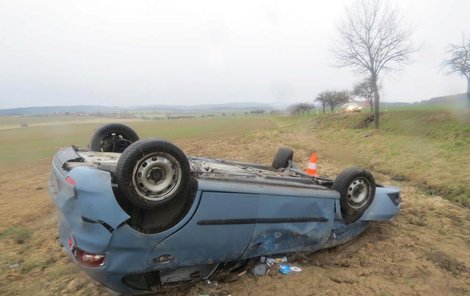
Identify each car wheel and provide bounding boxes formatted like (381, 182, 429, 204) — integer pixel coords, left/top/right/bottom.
(90, 123, 139, 153)
(115, 139, 191, 210)
(333, 167, 376, 224)
(272, 147, 294, 169)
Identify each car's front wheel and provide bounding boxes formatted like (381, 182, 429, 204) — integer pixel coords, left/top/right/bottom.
(333, 167, 376, 224)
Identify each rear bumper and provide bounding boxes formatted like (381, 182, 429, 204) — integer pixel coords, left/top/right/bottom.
(49, 149, 140, 294)
(60, 233, 143, 295)
(49, 160, 130, 253)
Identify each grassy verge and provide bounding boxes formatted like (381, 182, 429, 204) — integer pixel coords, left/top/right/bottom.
(302, 109, 469, 206)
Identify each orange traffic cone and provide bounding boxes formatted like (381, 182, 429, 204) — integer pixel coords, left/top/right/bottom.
(305, 151, 319, 177)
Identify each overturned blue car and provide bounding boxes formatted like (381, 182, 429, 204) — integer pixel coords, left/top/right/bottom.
(48, 123, 400, 294)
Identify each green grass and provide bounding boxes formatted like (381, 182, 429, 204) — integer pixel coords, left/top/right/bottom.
(379, 110, 470, 142)
(0, 116, 276, 165)
(0, 226, 32, 244)
(381, 103, 467, 112)
(0, 115, 110, 128)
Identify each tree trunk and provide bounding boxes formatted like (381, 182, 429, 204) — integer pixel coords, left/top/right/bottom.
(372, 76, 380, 129)
(369, 97, 374, 112)
(467, 77, 470, 108)
(322, 104, 326, 114)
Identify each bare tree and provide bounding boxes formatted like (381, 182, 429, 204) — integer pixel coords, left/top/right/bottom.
(352, 77, 379, 111)
(315, 91, 350, 113)
(315, 92, 329, 114)
(328, 91, 350, 112)
(334, 0, 414, 128)
(443, 36, 470, 107)
(288, 103, 315, 115)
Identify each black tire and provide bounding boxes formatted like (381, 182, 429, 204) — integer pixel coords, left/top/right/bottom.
(90, 123, 139, 153)
(115, 139, 190, 210)
(272, 147, 294, 169)
(333, 167, 376, 224)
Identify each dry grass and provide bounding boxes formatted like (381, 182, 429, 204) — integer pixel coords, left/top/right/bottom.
(0, 112, 469, 295)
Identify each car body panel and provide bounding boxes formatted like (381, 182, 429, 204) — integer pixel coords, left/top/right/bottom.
(150, 192, 258, 269)
(242, 194, 334, 258)
(50, 161, 130, 254)
(68, 166, 130, 230)
(360, 186, 400, 221)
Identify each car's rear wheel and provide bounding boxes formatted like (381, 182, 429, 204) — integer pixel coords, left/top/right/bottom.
(272, 147, 294, 169)
(115, 139, 191, 210)
(333, 167, 375, 224)
(90, 123, 139, 153)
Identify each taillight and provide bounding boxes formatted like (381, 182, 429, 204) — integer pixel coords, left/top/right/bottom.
(74, 248, 105, 267)
(68, 237, 74, 249)
(68, 236, 105, 267)
(65, 176, 77, 186)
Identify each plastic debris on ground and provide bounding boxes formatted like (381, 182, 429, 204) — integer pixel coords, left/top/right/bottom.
(252, 256, 302, 277)
(279, 264, 302, 275)
(290, 266, 302, 272)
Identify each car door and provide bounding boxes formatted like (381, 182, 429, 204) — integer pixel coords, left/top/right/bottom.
(241, 190, 336, 258)
(149, 191, 258, 268)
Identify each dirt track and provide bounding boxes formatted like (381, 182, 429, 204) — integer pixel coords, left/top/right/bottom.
(1, 129, 469, 296)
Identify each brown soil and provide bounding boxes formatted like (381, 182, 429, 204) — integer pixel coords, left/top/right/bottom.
(0, 128, 469, 296)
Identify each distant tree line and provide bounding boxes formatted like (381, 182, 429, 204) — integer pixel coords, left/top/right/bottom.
(288, 103, 315, 115)
(288, 90, 356, 115)
(315, 91, 351, 113)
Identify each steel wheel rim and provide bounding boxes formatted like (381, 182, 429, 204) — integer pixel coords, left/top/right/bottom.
(347, 177, 370, 209)
(132, 152, 182, 202)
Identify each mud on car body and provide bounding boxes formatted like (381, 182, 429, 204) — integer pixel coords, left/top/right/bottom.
(48, 123, 400, 294)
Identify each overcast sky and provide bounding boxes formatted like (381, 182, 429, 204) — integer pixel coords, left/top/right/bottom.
(0, 0, 469, 109)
